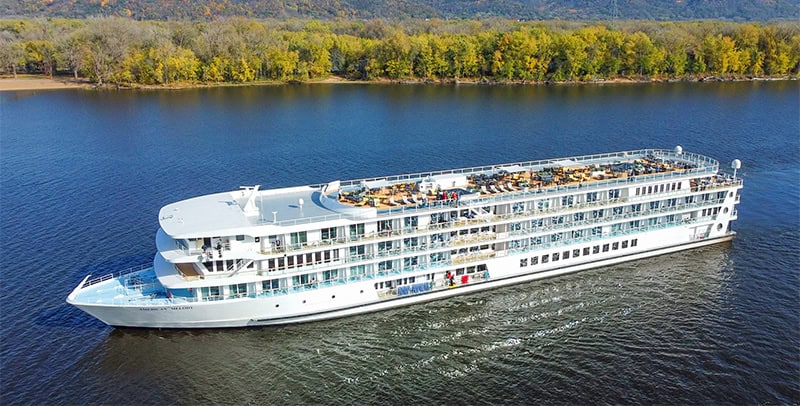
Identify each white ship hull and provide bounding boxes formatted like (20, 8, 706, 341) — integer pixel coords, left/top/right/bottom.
(70, 228, 733, 329)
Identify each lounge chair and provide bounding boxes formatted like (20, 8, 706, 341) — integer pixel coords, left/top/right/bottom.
(402, 195, 412, 205)
(490, 184, 500, 193)
(481, 185, 490, 194)
(389, 197, 400, 206)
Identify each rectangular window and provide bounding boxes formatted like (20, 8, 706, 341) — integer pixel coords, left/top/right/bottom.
(201, 286, 221, 299)
(323, 269, 339, 281)
(573, 249, 580, 257)
(593, 245, 600, 254)
(321, 227, 337, 241)
(602, 244, 610, 252)
(631, 239, 638, 247)
(583, 247, 590, 256)
(349, 223, 365, 237)
(612, 242, 619, 250)
(350, 265, 366, 277)
(542, 254, 549, 263)
(635, 187, 641, 196)
(290, 231, 307, 247)
(349, 245, 365, 257)
(403, 256, 419, 267)
(563, 251, 570, 259)
(553, 252, 560, 261)
(531, 256, 539, 265)
(261, 279, 280, 291)
(520, 258, 528, 267)
(378, 241, 393, 253)
(292, 274, 311, 286)
(229, 283, 248, 297)
(378, 220, 392, 233)
(622, 240, 629, 248)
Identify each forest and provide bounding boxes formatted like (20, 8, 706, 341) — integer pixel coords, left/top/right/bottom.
(1, 18, 798, 86)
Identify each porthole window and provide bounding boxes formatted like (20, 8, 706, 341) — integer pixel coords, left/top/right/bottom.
(729, 192, 733, 197)
(360, 290, 364, 294)
(724, 207, 729, 214)
(275, 304, 280, 308)
(717, 224, 723, 231)
(303, 300, 306, 304)
(332, 295, 336, 299)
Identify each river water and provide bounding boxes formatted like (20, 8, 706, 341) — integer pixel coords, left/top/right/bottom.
(1, 81, 798, 404)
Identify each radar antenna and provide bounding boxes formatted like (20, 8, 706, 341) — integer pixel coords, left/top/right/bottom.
(731, 159, 741, 180)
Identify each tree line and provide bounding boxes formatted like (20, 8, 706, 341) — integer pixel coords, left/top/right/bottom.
(1, 18, 798, 86)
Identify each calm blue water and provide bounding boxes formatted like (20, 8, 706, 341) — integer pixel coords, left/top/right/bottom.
(1, 81, 798, 405)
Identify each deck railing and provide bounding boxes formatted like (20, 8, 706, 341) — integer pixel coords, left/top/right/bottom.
(261, 149, 721, 227)
(83, 263, 152, 288)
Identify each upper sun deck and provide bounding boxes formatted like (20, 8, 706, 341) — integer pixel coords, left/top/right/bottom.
(159, 148, 721, 238)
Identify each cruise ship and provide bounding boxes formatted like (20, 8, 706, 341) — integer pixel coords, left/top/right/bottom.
(68, 147, 743, 328)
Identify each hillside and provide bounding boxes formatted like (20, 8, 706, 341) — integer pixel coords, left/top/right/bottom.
(2, 0, 798, 21)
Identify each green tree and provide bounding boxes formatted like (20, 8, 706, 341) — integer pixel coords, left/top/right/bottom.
(0, 36, 25, 77)
(23, 39, 57, 76)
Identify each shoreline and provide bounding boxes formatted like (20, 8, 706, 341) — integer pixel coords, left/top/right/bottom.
(1, 74, 795, 92)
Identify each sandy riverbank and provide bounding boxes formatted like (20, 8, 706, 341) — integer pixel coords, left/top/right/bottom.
(1, 74, 794, 92)
(0, 76, 90, 91)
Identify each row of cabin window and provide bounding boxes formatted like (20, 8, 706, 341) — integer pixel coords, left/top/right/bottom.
(271, 187, 718, 250)
(265, 197, 716, 273)
(204, 259, 248, 273)
(635, 182, 681, 196)
(267, 187, 723, 250)
(374, 275, 422, 290)
(266, 249, 340, 271)
(201, 283, 248, 299)
(520, 239, 638, 268)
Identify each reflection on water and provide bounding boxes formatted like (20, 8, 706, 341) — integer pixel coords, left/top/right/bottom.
(85, 245, 734, 404)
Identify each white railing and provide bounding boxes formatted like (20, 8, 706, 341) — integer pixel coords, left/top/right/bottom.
(262, 149, 720, 226)
(83, 263, 151, 288)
